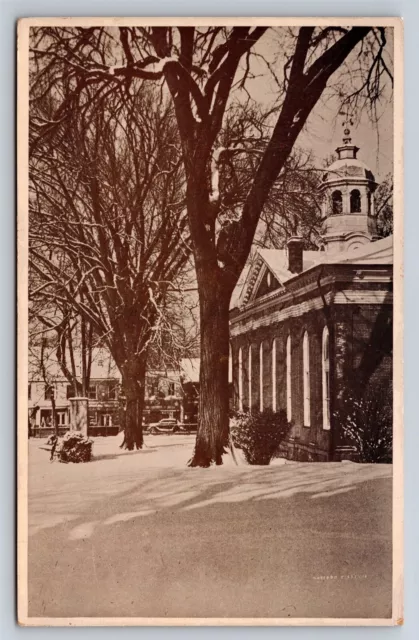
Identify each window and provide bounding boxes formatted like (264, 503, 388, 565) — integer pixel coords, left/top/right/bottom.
(303, 331, 310, 427)
(350, 189, 361, 213)
(44, 384, 55, 401)
(238, 347, 243, 411)
(98, 412, 113, 427)
(66, 385, 75, 399)
(322, 326, 331, 430)
(248, 345, 252, 412)
(272, 339, 277, 412)
(286, 335, 292, 421)
(28, 384, 31, 400)
(332, 191, 343, 216)
(88, 384, 97, 400)
(40, 410, 52, 427)
(332, 190, 343, 215)
(259, 342, 264, 412)
(57, 411, 67, 426)
(108, 384, 117, 400)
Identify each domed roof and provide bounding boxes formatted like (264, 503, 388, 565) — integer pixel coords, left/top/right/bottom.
(322, 157, 375, 183)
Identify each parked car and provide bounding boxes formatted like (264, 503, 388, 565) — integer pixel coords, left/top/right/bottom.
(147, 418, 180, 435)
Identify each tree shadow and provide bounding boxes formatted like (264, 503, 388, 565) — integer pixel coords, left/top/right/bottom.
(28, 458, 392, 542)
(91, 449, 155, 462)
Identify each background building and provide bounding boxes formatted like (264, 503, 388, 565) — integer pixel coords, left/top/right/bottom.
(28, 349, 121, 437)
(28, 349, 201, 436)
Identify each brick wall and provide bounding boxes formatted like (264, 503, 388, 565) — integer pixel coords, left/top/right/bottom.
(231, 293, 393, 462)
(332, 303, 393, 458)
(231, 307, 333, 461)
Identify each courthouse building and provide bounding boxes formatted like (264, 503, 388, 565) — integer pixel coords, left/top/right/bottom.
(229, 135, 393, 461)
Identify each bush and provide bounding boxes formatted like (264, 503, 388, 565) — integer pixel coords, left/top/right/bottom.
(49, 431, 93, 463)
(336, 387, 392, 463)
(230, 409, 291, 465)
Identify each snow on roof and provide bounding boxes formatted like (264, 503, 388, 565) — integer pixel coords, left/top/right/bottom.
(230, 248, 324, 310)
(323, 157, 375, 182)
(231, 235, 393, 311)
(230, 261, 252, 310)
(258, 248, 323, 283)
(260, 236, 393, 279)
(326, 234, 393, 265)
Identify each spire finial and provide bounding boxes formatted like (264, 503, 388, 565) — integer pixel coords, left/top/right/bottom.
(336, 105, 358, 160)
(339, 105, 355, 146)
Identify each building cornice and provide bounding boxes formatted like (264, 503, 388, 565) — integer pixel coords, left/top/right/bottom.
(230, 262, 392, 332)
(230, 288, 393, 337)
(319, 177, 376, 191)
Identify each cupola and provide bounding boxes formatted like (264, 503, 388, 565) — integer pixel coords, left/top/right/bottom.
(320, 121, 380, 253)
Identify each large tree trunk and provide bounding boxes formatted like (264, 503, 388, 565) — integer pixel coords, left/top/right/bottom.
(120, 359, 146, 451)
(189, 284, 231, 467)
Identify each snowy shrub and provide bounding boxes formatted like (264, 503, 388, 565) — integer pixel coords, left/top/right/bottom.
(335, 387, 392, 463)
(230, 409, 290, 465)
(51, 431, 93, 463)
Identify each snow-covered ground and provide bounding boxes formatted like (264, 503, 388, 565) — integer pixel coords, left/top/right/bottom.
(27, 435, 393, 620)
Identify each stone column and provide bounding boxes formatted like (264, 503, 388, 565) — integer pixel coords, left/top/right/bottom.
(344, 187, 350, 215)
(321, 194, 327, 218)
(69, 397, 88, 436)
(370, 191, 375, 216)
(360, 187, 366, 215)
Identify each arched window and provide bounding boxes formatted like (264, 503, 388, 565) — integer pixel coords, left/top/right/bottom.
(259, 342, 264, 412)
(248, 345, 252, 413)
(332, 190, 343, 215)
(238, 347, 243, 412)
(322, 326, 331, 430)
(286, 334, 292, 421)
(350, 189, 361, 213)
(272, 339, 277, 412)
(303, 331, 311, 427)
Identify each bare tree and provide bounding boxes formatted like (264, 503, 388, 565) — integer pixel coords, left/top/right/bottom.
(375, 173, 393, 237)
(219, 142, 325, 250)
(29, 25, 393, 465)
(29, 80, 190, 450)
(29, 292, 95, 393)
(28, 334, 60, 435)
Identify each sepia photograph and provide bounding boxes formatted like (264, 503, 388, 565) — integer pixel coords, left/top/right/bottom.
(17, 17, 403, 626)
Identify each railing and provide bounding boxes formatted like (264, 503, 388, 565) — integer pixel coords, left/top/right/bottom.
(31, 425, 68, 438)
(31, 424, 196, 439)
(31, 425, 120, 438)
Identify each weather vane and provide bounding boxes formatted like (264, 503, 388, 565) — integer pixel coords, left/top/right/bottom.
(339, 105, 356, 145)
